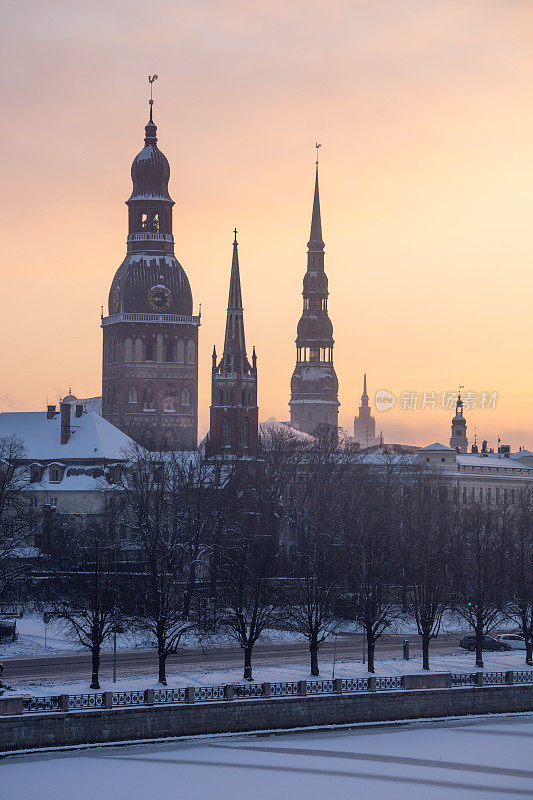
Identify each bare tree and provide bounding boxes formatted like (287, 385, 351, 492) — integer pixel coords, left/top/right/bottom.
(344, 456, 407, 673)
(121, 445, 194, 684)
(0, 435, 36, 601)
(402, 471, 454, 670)
(47, 509, 122, 689)
(504, 494, 533, 665)
(281, 440, 347, 675)
(451, 503, 510, 668)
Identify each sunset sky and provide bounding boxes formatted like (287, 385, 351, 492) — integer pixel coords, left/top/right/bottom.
(1, 0, 532, 448)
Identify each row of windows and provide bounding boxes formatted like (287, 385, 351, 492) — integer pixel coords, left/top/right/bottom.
(303, 297, 327, 311)
(221, 417, 250, 448)
(296, 347, 333, 364)
(216, 388, 255, 406)
(104, 386, 192, 410)
(104, 337, 196, 365)
(460, 486, 530, 505)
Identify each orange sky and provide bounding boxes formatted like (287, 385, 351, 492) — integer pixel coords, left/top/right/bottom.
(1, 0, 532, 448)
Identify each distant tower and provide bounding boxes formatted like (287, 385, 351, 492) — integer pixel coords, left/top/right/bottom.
(450, 390, 468, 453)
(101, 81, 200, 451)
(289, 153, 339, 434)
(207, 231, 258, 456)
(353, 374, 380, 449)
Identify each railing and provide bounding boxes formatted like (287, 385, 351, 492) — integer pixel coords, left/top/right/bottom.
(101, 312, 201, 327)
(18, 669, 533, 714)
(127, 233, 174, 242)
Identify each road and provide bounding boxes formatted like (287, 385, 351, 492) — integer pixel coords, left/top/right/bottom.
(1, 633, 463, 685)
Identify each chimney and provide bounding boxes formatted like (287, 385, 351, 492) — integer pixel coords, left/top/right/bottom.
(60, 403, 71, 445)
(46, 405, 56, 420)
(75, 404, 83, 418)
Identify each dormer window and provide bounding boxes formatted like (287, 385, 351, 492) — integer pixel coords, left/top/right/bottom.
(50, 468, 60, 483)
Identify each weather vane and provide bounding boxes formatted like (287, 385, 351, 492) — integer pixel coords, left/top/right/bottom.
(315, 142, 321, 165)
(148, 75, 158, 119)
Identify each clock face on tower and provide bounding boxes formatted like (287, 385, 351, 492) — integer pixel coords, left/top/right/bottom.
(148, 285, 172, 312)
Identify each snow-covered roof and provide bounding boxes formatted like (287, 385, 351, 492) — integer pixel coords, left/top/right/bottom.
(457, 453, 533, 471)
(419, 443, 454, 452)
(0, 411, 135, 462)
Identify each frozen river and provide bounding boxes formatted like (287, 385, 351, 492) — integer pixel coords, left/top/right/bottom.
(2, 715, 533, 799)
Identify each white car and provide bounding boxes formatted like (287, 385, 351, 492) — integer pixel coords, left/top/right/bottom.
(496, 634, 527, 650)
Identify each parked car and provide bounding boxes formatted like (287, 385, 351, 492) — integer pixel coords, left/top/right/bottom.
(495, 634, 527, 651)
(459, 635, 511, 652)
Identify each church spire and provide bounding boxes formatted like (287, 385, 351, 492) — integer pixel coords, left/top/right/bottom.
(208, 231, 259, 456)
(222, 229, 247, 371)
(289, 154, 339, 435)
(308, 160, 324, 253)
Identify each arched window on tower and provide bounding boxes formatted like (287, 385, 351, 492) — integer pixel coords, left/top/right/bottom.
(156, 334, 163, 362)
(229, 388, 234, 405)
(218, 389, 224, 406)
(125, 338, 133, 362)
(134, 338, 142, 362)
(243, 418, 250, 449)
(128, 387, 138, 404)
(242, 388, 248, 406)
(181, 388, 190, 407)
(165, 339, 174, 362)
(221, 418, 231, 448)
(145, 338, 154, 362)
(186, 340, 195, 364)
(177, 340, 185, 363)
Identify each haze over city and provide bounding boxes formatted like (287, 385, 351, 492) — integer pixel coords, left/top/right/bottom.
(1, 0, 532, 448)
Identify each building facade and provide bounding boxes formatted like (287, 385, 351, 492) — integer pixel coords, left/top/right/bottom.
(449, 391, 469, 453)
(353, 374, 381, 449)
(207, 232, 258, 456)
(101, 99, 200, 451)
(289, 163, 339, 434)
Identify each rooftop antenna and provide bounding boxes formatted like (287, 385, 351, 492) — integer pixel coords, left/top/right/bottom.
(315, 142, 321, 166)
(148, 74, 158, 121)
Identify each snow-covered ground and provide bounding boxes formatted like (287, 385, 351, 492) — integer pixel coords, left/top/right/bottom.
(2, 650, 530, 697)
(0, 609, 515, 658)
(2, 715, 533, 799)
(0, 613, 308, 657)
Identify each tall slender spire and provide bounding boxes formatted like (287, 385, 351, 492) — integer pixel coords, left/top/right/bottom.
(308, 163, 324, 252)
(222, 230, 248, 373)
(361, 373, 369, 407)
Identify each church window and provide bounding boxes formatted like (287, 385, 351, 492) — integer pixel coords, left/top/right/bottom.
(128, 387, 138, 404)
(242, 389, 248, 406)
(221, 418, 231, 447)
(143, 391, 154, 410)
(462, 487, 467, 503)
(134, 338, 142, 362)
(156, 334, 163, 362)
(181, 388, 190, 407)
(114, 386, 119, 405)
(218, 389, 224, 406)
(303, 298, 309, 311)
(243, 418, 250, 449)
(177, 340, 185, 363)
(487, 487, 492, 503)
(186, 340, 195, 364)
(124, 338, 133, 362)
(165, 340, 174, 362)
(229, 388, 234, 405)
(145, 338, 154, 362)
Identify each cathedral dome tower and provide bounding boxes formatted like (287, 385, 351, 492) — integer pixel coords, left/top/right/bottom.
(289, 154, 339, 434)
(101, 82, 200, 451)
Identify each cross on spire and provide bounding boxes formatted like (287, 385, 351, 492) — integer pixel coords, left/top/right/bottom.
(315, 142, 321, 166)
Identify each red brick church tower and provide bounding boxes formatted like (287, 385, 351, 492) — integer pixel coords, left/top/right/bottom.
(101, 87, 200, 451)
(207, 231, 258, 456)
